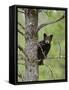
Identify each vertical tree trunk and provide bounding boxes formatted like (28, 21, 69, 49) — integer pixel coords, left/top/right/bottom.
(24, 9, 39, 81)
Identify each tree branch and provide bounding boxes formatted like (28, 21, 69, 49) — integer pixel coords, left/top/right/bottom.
(37, 15, 65, 31)
(18, 29, 25, 36)
(18, 22, 25, 30)
(18, 45, 26, 55)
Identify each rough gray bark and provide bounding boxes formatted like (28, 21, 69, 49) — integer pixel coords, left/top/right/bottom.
(24, 9, 39, 81)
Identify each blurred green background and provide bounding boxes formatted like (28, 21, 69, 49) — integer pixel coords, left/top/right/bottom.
(17, 8, 65, 82)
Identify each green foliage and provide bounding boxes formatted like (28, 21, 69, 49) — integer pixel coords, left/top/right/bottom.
(18, 60, 25, 81)
(39, 59, 65, 80)
(18, 9, 65, 81)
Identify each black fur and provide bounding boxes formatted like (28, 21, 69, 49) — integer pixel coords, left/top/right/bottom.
(37, 33, 53, 65)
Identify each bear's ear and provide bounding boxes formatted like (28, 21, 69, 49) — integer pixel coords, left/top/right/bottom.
(44, 33, 47, 39)
(50, 35, 53, 41)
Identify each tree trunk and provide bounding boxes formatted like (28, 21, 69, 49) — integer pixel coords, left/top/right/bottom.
(24, 9, 39, 81)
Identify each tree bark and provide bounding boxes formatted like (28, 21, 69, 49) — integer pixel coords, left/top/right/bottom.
(24, 9, 39, 81)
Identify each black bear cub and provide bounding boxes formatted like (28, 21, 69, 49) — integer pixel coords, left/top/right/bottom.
(37, 33, 53, 65)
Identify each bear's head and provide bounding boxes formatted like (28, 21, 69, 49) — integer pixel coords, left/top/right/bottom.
(44, 33, 53, 44)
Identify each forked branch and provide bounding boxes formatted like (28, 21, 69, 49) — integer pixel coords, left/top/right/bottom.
(37, 15, 65, 31)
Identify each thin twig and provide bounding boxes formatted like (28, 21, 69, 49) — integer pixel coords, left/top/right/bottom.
(18, 29, 25, 36)
(18, 22, 25, 30)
